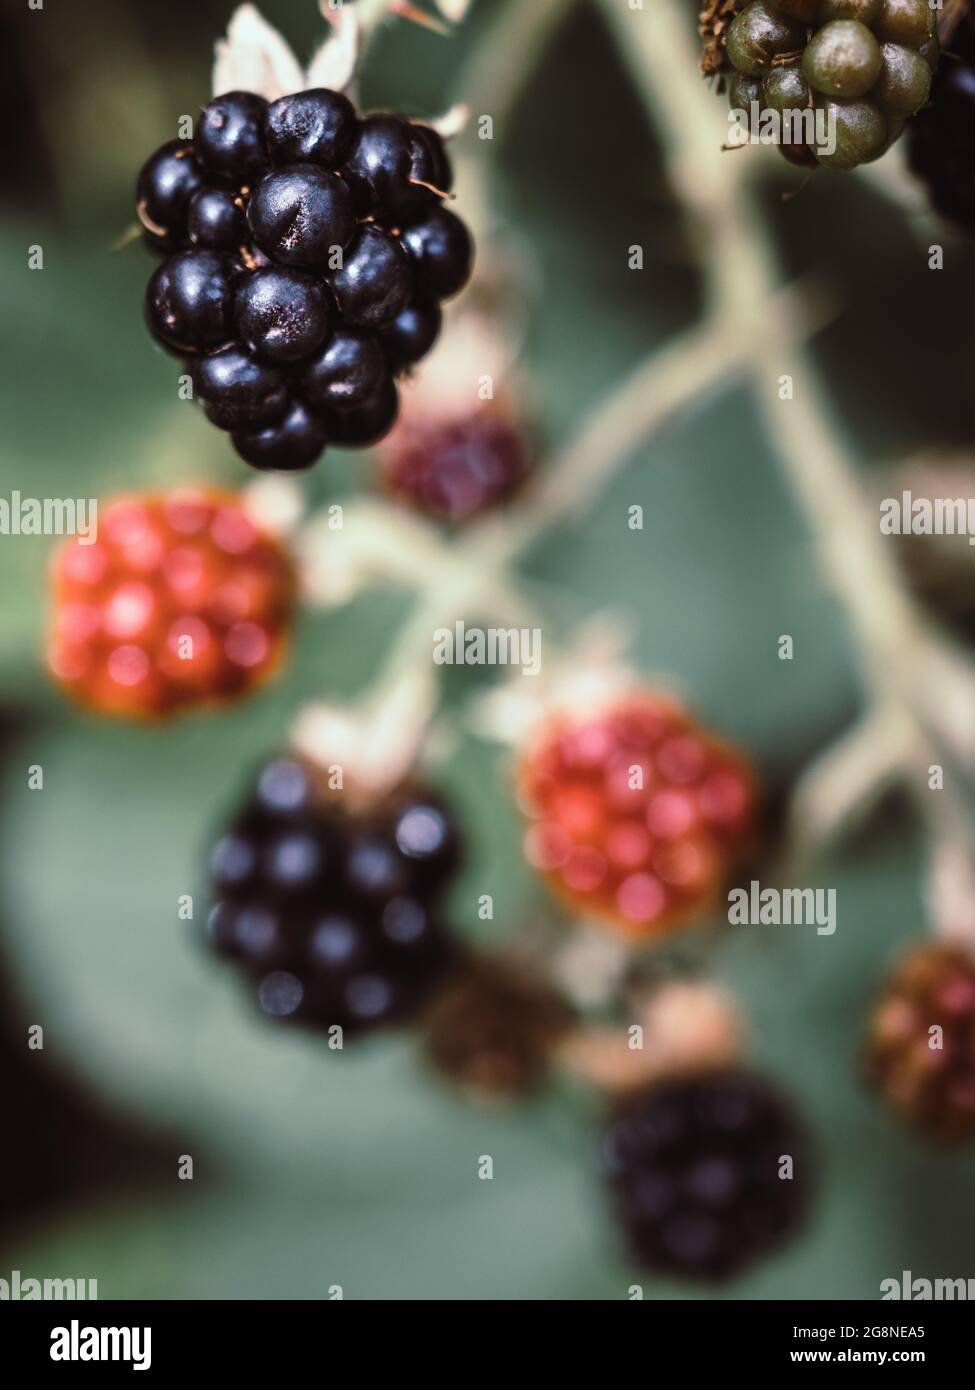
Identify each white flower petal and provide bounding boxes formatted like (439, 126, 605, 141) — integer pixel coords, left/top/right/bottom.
(212, 3, 305, 102)
(305, 5, 360, 92)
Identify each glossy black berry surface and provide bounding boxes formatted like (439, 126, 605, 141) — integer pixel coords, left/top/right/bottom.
(266, 88, 358, 168)
(145, 250, 235, 352)
(234, 267, 331, 364)
(326, 378, 399, 448)
(232, 399, 328, 471)
(187, 188, 248, 251)
(206, 757, 462, 1034)
(247, 165, 355, 267)
(137, 87, 474, 471)
(328, 225, 413, 329)
(137, 140, 204, 250)
(196, 90, 269, 181)
(192, 344, 289, 430)
(381, 301, 442, 369)
(400, 208, 473, 300)
(907, 14, 975, 229)
(603, 1071, 811, 1281)
(301, 329, 388, 411)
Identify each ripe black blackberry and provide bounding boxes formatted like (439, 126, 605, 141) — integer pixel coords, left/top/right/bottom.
(907, 12, 975, 230)
(205, 755, 463, 1037)
(720, 0, 938, 170)
(603, 1070, 811, 1280)
(136, 90, 474, 472)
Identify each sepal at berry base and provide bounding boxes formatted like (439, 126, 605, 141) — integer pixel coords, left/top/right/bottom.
(47, 487, 296, 720)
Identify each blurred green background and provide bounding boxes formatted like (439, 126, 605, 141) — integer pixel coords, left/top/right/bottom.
(2, 0, 974, 1299)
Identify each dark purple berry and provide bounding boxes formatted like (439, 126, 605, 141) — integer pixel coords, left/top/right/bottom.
(400, 207, 473, 300)
(408, 124, 453, 195)
(265, 88, 357, 168)
(247, 164, 355, 267)
(328, 225, 412, 329)
(603, 1071, 811, 1281)
(301, 328, 388, 411)
(380, 300, 442, 370)
(191, 344, 289, 430)
(145, 250, 235, 353)
(342, 115, 418, 214)
(196, 91, 269, 183)
(136, 139, 204, 250)
(187, 188, 248, 251)
(234, 266, 330, 363)
(232, 398, 328, 471)
(205, 758, 462, 1035)
(325, 377, 399, 449)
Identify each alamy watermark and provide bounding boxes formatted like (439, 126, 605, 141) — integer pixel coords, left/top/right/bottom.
(0, 492, 97, 543)
(432, 620, 542, 675)
(880, 490, 975, 544)
(881, 1270, 975, 1300)
(728, 104, 837, 159)
(1, 1268, 97, 1299)
(728, 880, 836, 936)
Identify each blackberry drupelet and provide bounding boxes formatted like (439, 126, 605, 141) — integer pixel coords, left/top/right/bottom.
(722, 0, 938, 170)
(206, 757, 463, 1036)
(603, 1071, 811, 1280)
(135, 89, 474, 472)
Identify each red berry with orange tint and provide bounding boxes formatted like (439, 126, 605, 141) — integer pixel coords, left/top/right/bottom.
(517, 693, 758, 937)
(47, 488, 296, 720)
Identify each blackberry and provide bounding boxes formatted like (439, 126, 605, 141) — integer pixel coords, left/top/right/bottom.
(47, 488, 296, 719)
(865, 943, 975, 1141)
(721, 0, 938, 170)
(518, 692, 758, 937)
(907, 13, 975, 230)
(136, 87, 474, 472)
(603, 1071, 811, 1281)
(380, 402, 531, 524)
(205, 758, 462, 1036)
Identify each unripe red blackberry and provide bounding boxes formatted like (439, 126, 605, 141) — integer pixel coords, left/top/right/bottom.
(47, 489, 295, 720)
(721, 0, 938, 169)
(517, 693, 758, 937)
(603, 1071, 811, 1281)
(206, 759, 462, 1037)
(865, 942, 975, 1142)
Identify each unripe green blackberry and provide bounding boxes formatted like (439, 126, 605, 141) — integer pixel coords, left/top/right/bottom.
(720, 0, 938, 170)
(726, 3, 805, 78)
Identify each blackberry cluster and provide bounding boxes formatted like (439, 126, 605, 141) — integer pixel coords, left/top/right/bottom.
(865, 943, 975, 1142)
(603, 1071, 811, 1281)
(724, 0, 939, 170)
(206, 756, 462, 1037)
(48, 489, 295, 720)
(518, 692, 757, 937)
(138, 90, 473, 471)
(907, 13, 975, 230)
